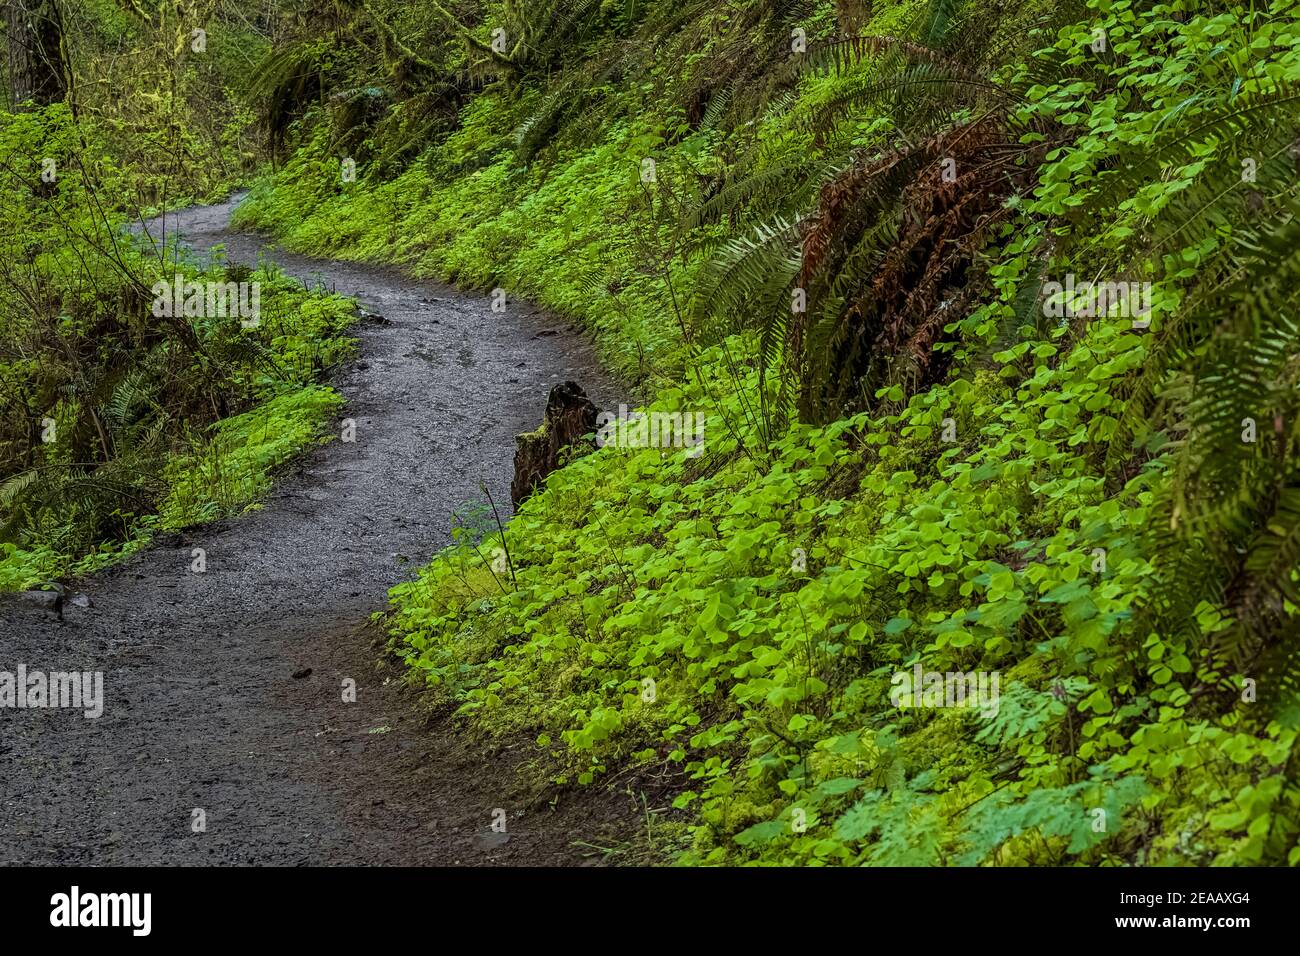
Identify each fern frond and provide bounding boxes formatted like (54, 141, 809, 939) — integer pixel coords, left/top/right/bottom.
(689, 215, 803, 345)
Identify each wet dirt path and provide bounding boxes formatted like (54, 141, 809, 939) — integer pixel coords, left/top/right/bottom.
(0, 196, 628, 865)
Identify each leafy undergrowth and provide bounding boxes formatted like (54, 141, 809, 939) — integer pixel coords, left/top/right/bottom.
(0, 334, 352, 592)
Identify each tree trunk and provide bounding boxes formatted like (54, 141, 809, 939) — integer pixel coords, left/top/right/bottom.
(5, 0, 68, 109)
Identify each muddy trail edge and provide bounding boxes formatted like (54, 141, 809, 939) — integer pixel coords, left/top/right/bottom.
(0, 195, 634, 866)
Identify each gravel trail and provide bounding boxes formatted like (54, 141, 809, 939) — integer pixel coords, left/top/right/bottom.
(0, 196, 626, 865)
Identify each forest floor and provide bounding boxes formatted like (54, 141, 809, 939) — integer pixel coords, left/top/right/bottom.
(0, 196, 639, 865)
